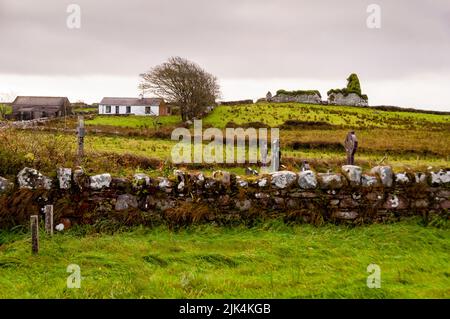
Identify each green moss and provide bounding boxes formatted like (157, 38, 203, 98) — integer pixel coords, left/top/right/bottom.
(346, 73, 362, 95)
(327, 88, 368, 100)
(327, 73, 367, 100)
(275, 89, 321, 98)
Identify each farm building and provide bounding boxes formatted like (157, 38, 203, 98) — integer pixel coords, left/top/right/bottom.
(98, 96, 170, 116)
(11, 96, 72, 120)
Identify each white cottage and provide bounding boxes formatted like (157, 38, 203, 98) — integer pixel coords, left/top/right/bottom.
(98, 96, 169, 116)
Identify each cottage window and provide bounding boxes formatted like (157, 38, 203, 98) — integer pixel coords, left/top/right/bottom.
(105, 105, 111, 113)
(145, 106, 151, 114)
(126, 106, 131, 114)
(115, 106, 120, 114)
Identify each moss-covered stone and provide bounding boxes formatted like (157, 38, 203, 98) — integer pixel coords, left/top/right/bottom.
(275, 89, 322, 98)
(327, 73, 368, 101)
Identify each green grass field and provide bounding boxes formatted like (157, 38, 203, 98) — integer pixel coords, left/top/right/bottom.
(83, 103, 450, 131)
(86, 115, 182, 128)
(0, 219, 448, 298)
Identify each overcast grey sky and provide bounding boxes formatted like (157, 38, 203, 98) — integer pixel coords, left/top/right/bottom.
(1, 0, 449, 110)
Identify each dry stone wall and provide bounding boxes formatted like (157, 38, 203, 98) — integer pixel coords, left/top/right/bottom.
(0, 166, 449, 228)
(328, 92, 368, 106)
(271, 93, 322, 104)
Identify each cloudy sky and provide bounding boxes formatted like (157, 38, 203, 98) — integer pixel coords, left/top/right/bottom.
(0, 0, 449, 111)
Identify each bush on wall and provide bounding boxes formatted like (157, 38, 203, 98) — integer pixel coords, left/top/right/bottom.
(327, 73, 368, 100)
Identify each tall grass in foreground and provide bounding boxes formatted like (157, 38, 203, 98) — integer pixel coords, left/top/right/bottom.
(0, 218, 448, 298)
(1, 128, 448, 178)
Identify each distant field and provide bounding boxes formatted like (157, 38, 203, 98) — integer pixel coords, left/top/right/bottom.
(85, 129, 449, 171)
(83, 103, 450, 131)
(281, 128, 450, 157)
(203, 103, 450, 130)
(86, 115, 182, 128)
(73, 107, 98, 114)
(87, 135, 175, 159)
(0, 219, 448, 298)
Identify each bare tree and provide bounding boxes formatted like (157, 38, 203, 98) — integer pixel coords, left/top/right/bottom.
(139, 57, 220, 121)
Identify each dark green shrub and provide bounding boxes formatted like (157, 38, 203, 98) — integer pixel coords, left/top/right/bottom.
(327, 73, 367, 100)
(346, 73, 362, 95)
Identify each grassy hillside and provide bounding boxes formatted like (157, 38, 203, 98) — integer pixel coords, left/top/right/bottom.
(82, 103, 450, 131)
(0, 219, 448, 298)
(203, 103, 450, 130)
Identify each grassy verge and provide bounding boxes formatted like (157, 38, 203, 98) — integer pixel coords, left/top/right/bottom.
(0, 219, 448, 298)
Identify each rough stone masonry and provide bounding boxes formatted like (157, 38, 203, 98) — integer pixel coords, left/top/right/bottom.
(0, 166, 448, 228)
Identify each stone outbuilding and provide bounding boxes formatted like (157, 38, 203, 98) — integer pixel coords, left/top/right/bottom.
(11, 96, 72, 120)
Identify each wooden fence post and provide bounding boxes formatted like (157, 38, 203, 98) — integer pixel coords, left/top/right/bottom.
(30, 215, 39, 255)
(44, 205, 54, 235)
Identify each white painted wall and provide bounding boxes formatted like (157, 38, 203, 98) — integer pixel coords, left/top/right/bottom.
(99, 105, 159, 116)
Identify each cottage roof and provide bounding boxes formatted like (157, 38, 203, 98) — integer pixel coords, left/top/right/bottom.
(100, 97, 163, 106)
(12, 96, 69, 106)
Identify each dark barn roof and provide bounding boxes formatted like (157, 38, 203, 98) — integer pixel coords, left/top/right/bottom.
(100, 97, 163, 106)
(12, 96, 69, 106)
